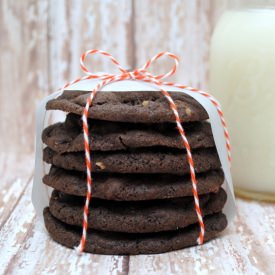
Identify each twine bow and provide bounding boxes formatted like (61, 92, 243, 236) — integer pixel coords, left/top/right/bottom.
(60, 49, 231, 254)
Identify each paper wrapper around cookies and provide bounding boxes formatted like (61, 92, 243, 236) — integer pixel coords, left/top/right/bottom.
(33, 79, 236, 228)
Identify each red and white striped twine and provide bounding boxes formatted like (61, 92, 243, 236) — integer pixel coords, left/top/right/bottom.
(58, 49, 231, 254)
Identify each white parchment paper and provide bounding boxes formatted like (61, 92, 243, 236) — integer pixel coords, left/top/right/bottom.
(32, 79, 236, 226)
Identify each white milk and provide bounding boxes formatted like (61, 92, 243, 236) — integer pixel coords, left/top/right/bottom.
(210, 7, 275, 200)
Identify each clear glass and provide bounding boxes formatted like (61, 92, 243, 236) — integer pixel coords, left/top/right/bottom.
(209, 1, 275, 201)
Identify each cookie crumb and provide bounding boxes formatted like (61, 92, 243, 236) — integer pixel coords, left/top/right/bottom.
(96, 162, 106, 170)
(142, 100, 149, 107)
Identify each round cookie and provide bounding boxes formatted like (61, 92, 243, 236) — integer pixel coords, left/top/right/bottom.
(43, 208, 227, 255)
(43, 166, 224, 200)
(46, 91, 208, 123)
(48, 188, 227, 233)
(42, 118, 215, 153)
(43, 147, 221, 175)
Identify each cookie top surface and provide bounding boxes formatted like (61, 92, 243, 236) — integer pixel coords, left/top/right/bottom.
(46, 91, 208, 123)
(48, 188, 227, 233)
(43, 147, 221, 175)
(44, 208, 227, 255)
(42, 114, 215, 153)
(43, 166, 224, 200)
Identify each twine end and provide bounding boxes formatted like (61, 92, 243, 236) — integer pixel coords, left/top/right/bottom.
(74, 244, 84, 255)
(197, 237, 203, 246)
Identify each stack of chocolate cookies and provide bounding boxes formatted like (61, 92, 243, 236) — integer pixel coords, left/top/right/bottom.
(42, 91, 227, 255)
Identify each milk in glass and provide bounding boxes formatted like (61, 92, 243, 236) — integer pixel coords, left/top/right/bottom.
(210, 5, 275, 201)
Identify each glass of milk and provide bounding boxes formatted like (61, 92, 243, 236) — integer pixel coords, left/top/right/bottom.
(210, 1, 275, 201)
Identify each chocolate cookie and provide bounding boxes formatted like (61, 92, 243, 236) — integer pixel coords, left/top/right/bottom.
(43, 147, 221, 175)
(44, 208, 227, 255)
(42, 117, 215, 153)
(43, 166, 224, 200)
(48, 188, 226, 233)
(46, 91, 208, 123)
